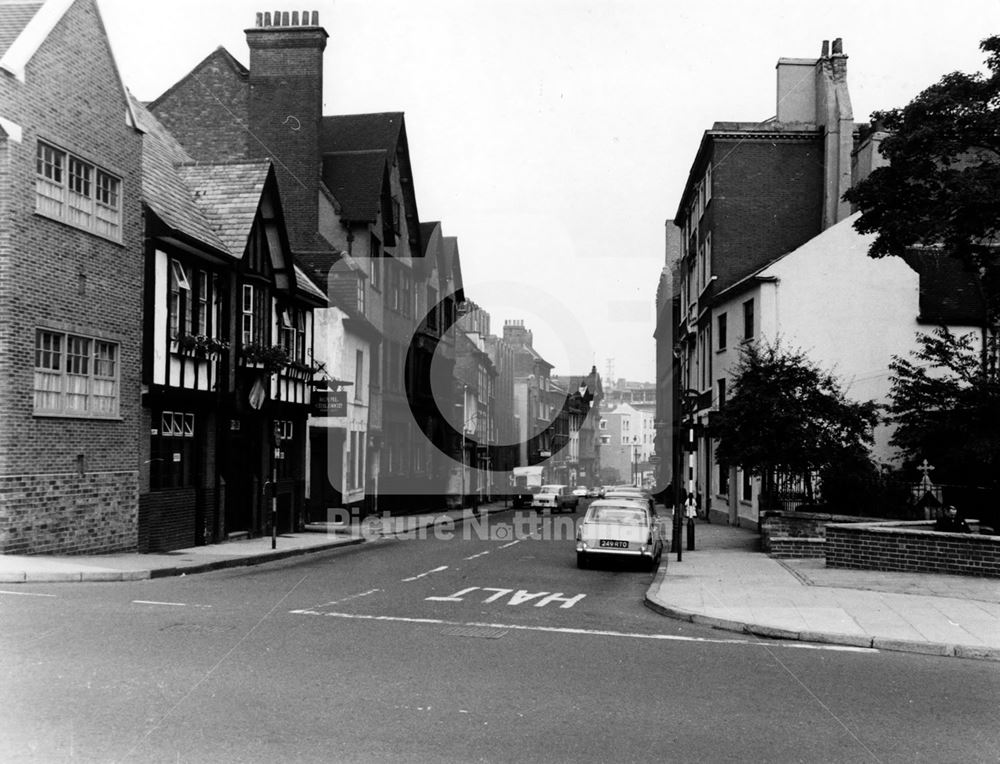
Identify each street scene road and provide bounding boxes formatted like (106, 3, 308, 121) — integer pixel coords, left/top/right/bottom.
(3, 507, 998, 763)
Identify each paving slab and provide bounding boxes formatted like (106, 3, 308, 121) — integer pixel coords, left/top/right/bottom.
(645, 517, 1000, 662)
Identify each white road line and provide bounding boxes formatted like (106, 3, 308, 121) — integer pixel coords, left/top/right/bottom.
(0, 590, 57, 598)
(315, 589, 381, 608)
(499, 540, 522, 549)
(463, 551, 490, 560)
(287, 610, 877, 654)
(132, 600, 211, 608)
(401, 565, 449, 582)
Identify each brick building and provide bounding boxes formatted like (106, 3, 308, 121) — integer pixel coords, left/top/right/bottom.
(670, 40, 854, 528)
(0, 0, 144, 553)
(148, 11, 464, 513)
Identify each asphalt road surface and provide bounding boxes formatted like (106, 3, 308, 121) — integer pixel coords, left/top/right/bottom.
(2, 506, 998, 763)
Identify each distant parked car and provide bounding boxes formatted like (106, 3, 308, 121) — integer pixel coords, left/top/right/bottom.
(586, 486, 601, 498)
(604, 487, 655, 513)
(532, 484, 579, 513)
(576, 499, 664, 570)
(572, 486, 589, 498)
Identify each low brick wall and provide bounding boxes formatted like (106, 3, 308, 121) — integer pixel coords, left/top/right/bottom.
(761, 511, 875, 558)
(768, 536, 828, 558)
(826, 521, 1000, 578)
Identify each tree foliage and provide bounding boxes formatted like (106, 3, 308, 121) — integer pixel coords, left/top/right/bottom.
(887, 327, 1000, 488)
(713, 342, 880, 484)
(843, 35, 1000, 327)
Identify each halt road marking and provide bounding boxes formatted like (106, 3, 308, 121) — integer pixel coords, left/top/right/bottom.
(424, 586, 587, 609)
(499, 540, 522, 549)
(287, 610, 878, 653)
(133, 600, 212, 609)
(0, 590, 57, 598)
(463, 551, 490, 560)
(401, 565, 449, 582)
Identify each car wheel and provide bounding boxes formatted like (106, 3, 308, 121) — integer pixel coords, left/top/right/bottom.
(577, 552, 588, 569)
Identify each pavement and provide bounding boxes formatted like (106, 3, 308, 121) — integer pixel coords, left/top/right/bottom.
(0, 502, 510, 584)
(2, 503, 998, 663)
(644, 516, 1000, 662)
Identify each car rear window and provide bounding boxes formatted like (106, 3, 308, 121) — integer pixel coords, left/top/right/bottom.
(587, 507, 647, 525)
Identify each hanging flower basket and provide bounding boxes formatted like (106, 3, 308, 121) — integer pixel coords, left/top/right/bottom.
(174, 333, 230, 359)
(240, 343, 291, 374)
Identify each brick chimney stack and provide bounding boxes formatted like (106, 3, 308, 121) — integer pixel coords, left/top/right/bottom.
(503, 320, 533, 348)
(245, 10, 328, 254)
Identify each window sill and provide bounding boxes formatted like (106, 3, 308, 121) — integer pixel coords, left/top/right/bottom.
(33, 412, 123, 421)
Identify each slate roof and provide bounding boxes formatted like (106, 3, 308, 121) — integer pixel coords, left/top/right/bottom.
(132, 98, 229, 254)
(321, 112, 404, 155)
(0, 1, 41, 58)
(321, 151, 387, 222)
(177, 161, 271, 257)
(294, 264, 327, 304)
(902, 249, 988, 326)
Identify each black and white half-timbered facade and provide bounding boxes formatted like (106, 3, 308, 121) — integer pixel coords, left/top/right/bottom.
(137, 103, 325, 551)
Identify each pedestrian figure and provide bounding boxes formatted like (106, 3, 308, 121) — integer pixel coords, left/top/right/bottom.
(684, 492, 697, 520)
(934, 505, 970, 533)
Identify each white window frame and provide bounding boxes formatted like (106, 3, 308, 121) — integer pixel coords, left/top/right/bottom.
(34, 329, 120, 418)
(35, 141, 122, 242)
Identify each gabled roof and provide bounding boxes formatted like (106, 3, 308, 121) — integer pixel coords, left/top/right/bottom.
(149, 45, 248, 111)
(133, 98, 229, 255)
(321, 150, 388, 222)
(1, 0, 139, 127)
(322, 112, 422, 255)
(322, 112, 404, 155)
(177, 161, 272, 257)
(0, 0, 42, 58)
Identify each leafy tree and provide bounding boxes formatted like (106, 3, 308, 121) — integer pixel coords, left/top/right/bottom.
(843, 35, 1000, 340)
(713, 342, 880, 501)
(887, 327, 1000, 489)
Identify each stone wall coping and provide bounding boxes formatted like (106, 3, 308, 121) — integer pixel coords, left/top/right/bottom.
(827, 520, 998, 542)
(761, 511, 891, 523)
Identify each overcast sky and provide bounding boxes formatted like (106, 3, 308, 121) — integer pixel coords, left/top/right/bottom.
(99, 0, 998, 382)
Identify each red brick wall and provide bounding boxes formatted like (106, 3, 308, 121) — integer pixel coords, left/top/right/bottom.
(826, 522, 1000, 578)
(246, 26, 326, 254)
(709, 136, 825, 294)
(148, 49, 250, 163)
(0, 0, 143, 553)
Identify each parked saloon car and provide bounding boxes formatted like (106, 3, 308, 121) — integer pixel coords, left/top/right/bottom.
(603, 487, 655, 513)
(532, 484, 580, 513)
(576, 499, 664, 570)
(572, 486, 589, 498)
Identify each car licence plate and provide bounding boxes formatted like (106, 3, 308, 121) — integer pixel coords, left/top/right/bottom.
(599, 540, 629, 549)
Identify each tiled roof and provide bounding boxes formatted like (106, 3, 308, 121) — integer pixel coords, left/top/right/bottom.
(294, 264, 327, 304)
(902, 249, 987, 326)
(177, 161, 271, 257)
(321, 112, 404, 155)
(132, 98, 229, 254)
(321, 150, 387, 222)
(0, 1, 41, 58)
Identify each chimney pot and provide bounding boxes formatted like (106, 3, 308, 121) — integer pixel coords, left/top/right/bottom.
(821, 40, 830, 57)
(273, 9, 281, 25)
(292, 11, 299, 25)
(256, 11, 263, 27)
(311, 11, 319, 25)
(832, 38, 843, 55)
(281, 11, 290, 25)
(263, 11, 271, 26)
